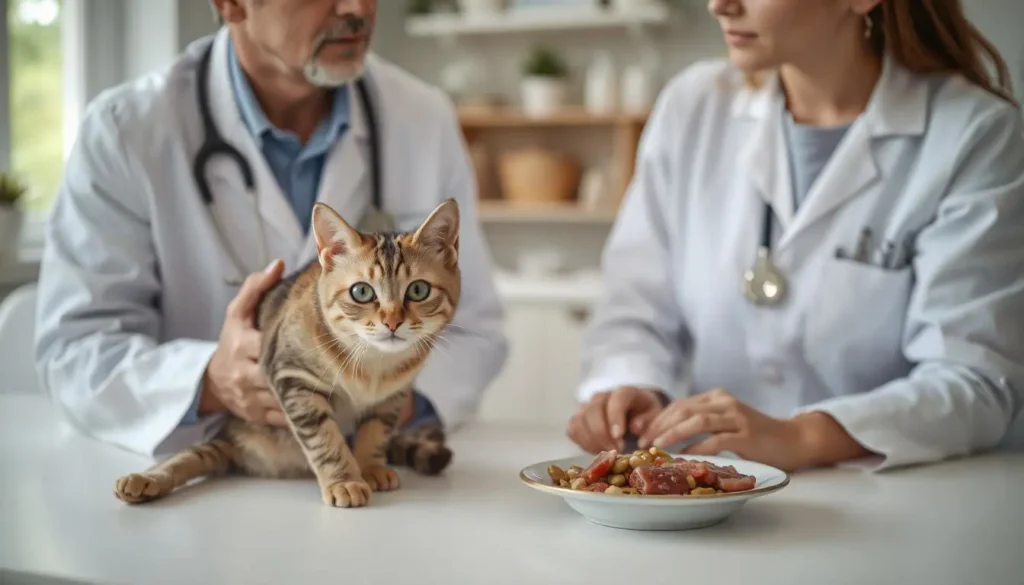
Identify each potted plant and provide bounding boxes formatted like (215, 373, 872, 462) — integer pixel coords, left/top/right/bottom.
(0, 172, 27, 265)
(407, 0, 433, 15)
(520, 46, 568, 117)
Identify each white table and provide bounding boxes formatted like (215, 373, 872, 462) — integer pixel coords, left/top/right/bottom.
(2, 394, 1023, 585)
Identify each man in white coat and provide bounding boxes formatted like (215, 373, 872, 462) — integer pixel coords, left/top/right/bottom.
(33, 0, 508, 459)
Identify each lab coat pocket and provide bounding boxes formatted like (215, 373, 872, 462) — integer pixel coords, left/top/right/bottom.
(804, 258, 914, 395)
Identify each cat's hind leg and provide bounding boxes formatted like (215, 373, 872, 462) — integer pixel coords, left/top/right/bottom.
(387, 421, 453, 476)
(114, 438, 239, 504)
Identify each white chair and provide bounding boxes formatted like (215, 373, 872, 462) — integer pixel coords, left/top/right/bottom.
(0, 283, 40, 394)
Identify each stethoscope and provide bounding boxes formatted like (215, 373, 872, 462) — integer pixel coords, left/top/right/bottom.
(742, 204, 787, 306)
(192, 42, 390, 286)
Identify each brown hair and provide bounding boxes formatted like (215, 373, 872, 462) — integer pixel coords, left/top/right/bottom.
(868, 0, 1017, 105)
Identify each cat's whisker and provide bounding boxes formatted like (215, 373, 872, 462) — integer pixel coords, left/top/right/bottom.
(428, 331, 457, 349)
(329, 337, 366, 385)
(328, 345, 355, 393)
(436, 322, 490, 340)
(319, 334, 365, 390)
(412, 336, 433, 359)
(302, 335, 342, 359)
(417, 334, 454, 362)
(347, 341, 370, 382)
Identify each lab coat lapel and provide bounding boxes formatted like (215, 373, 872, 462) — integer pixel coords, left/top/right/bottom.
(780, 54, 928, 245)
(734, 72, 795, 230)
(206, 30, 305, 252)
(296, 74, 371, 263)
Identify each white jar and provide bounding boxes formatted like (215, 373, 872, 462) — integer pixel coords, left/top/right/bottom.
(459, 0, 504, 16)
(620, 64, 653, 113)
(521, 76, 566, 117)
(584, 51, 617, 114)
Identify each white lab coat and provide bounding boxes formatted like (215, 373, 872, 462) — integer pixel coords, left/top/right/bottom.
(579, 53, 1024, 470)
(33, 30, 508, 459)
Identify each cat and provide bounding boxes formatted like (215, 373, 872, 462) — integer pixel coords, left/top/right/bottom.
(113, 198, 461, 508)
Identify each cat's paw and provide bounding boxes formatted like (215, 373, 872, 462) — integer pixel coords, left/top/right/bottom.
(114, 472, 173, 504)
(414, 443, 453, 476)
(361, 464, 400, 492)
(320, 480, 372, 508)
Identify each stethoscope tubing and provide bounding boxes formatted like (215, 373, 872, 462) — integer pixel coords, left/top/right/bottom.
(191, 41, 382, 285)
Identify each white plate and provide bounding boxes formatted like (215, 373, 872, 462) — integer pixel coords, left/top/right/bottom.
(519, 453, 790, 531)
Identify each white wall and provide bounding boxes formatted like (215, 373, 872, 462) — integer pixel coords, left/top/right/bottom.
(963, 0, 1024, 104)
(372, 1, 725, 105)
(177, 0, 217, 54)
(123, 0, 179, 81)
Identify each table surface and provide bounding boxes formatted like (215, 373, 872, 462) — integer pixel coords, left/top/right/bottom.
(2, 394, 1023, 585)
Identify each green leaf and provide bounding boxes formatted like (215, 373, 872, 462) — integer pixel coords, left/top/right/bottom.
(522, 46, 568, 78)
(0, 172, 28, 207)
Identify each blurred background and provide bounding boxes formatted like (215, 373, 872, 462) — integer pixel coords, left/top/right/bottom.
(1, 0, 1022, 426)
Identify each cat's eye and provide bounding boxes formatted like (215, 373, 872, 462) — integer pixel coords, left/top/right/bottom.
(349, 282, 376, 303)
(405, 280, 431, 302)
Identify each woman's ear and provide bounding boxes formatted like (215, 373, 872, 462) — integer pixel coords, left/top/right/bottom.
(412, 198, 460, 268)
(312, 203, 364, 270)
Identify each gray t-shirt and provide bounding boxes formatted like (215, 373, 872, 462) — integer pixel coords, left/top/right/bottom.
(781, 112, 852, 209)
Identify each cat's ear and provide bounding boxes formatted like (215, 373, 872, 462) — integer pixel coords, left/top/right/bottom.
(312, 202, 363, 270)
(412, 198, 459, 268)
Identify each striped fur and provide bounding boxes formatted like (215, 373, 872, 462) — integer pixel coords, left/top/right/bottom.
(114, 199, 461, 507)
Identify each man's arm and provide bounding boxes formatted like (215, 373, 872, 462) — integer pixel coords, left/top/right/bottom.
(33, 100, 221, 459)
(409, 96, 509, 430)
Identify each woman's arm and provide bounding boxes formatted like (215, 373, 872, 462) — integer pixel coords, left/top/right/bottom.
(796, 102, 1024, 471)
(576, 84, 691, 404)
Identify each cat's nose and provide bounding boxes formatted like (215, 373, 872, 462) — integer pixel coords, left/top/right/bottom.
(382, 314, 404, 332)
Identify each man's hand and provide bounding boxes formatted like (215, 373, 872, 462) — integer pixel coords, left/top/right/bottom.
(638, 388, 872, 471)
(398, 392, 416, 427)
(200, 259, 288, 427)
(567, 387, 666, 453)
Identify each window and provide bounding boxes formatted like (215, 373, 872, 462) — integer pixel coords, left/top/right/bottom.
(3, 0, 64, 213)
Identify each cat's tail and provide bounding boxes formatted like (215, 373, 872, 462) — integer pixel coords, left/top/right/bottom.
(387, 423, 452, 476)
(113, 438, 239, 504)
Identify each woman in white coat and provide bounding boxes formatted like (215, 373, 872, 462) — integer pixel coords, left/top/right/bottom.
(569, 0, 1024, 472)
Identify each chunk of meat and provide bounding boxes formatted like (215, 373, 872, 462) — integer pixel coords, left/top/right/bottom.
(715, 468, 757, 492)
(669, 458, 757, 492)
(628, 465, 692, 495)
(582, 450, 617, 483)
(583, 482, 610, 493)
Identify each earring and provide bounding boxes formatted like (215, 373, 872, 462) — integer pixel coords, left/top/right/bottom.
(863, 14, 874, 39)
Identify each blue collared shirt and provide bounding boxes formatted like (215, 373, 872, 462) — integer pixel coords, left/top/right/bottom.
(180, 42, 438, 428)
(227, 41, 350, 233)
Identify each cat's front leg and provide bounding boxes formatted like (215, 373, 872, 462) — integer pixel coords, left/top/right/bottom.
(352, 388, 411, 492)
(274, 376, 371, 508)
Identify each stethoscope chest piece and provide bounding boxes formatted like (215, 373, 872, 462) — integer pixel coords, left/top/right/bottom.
(743, 245, 787, 306)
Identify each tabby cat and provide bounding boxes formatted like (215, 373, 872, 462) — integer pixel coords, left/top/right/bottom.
(113, 199, 461, 508)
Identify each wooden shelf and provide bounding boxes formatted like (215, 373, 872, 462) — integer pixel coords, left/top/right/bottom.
(406, 5, 670, 37)
(477, 200, 618, 224)
(458, 106, 648, 129)
(461, 107, 646, 218)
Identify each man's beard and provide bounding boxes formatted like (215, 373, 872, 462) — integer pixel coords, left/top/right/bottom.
(304, 57, 365, 87)
(303, 13, 369, 87)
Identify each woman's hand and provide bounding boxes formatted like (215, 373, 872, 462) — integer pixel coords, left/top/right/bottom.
(638, 388, 871, 471)
(567, 386, 666, 453)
